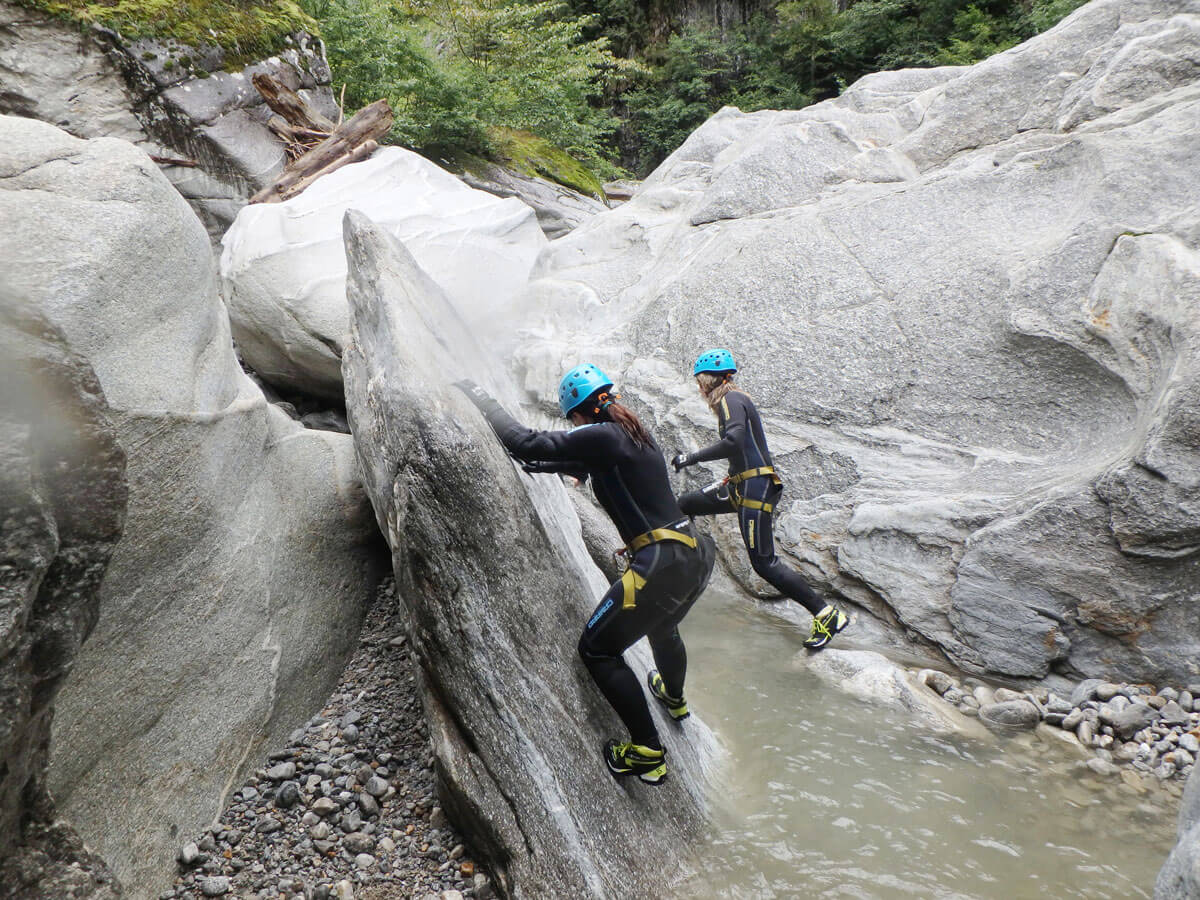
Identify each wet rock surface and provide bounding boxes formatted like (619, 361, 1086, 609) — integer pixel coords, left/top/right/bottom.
(1158, 761, 1200, 899)
(168, 579, 490, 900)
(0, 295, 128, 898)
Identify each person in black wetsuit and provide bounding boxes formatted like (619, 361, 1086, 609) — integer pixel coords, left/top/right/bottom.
(671, 349, 849, 650)
(456, 363, 715, 784)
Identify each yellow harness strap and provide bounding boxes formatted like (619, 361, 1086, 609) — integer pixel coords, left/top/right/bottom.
(728, 466, 778, 485)
(737, 497, 775, 513)
(626, 528, 698, 554)
(620, 568, 648, 609)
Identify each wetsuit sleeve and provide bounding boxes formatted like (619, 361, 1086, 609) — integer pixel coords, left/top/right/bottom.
(686, 395, 744, 465)
(456, 381, 612, 466)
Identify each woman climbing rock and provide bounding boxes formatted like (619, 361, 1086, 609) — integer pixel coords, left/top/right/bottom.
(456, 365, 714, 785)
(672, 349, 849, 650)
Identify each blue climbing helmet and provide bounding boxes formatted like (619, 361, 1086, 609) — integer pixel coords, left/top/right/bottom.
(558, 363, 615, 418)
(693, 348, 737, 376)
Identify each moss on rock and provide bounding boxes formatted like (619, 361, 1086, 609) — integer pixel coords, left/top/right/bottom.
(15, 0, 316, 63)
(489, 127, 605, 200)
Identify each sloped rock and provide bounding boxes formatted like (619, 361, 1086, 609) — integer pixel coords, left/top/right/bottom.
(461, 162, 607, 239)
(0, 292, 127, 896)
(341, 210, 720, 898)
(508, 0, 1200, 685)
(795, 649, 992, 740)
(0, 115, 383, 893)
(1157, 762, 1200, 898)
(221, 147, 546, 400)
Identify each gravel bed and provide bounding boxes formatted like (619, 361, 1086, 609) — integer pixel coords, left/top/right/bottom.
(921, 668, 1200, 794)
(164, 577, 489, 900)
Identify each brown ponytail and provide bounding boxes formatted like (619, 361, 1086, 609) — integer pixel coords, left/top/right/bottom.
(603, 401, 653, 449)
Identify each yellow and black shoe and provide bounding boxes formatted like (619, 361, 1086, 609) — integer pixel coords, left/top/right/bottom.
(604, 740, 667, 784)
(646, 669, 690, 721)
(803, 605, 849, 650)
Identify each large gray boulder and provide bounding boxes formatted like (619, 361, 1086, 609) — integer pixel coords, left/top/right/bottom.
(0, 0, 336, 240)
(0, 115, 384, 893)
(508, 0, 1200, 685)
(460, 161, 608, 239)
(341, 210, 720, 898)
(220, 147, 546, 400)
(1157, 762, 1200, 898)
(0, 294, 127, 898)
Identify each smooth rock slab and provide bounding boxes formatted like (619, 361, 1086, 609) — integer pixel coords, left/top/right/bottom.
(341, 210, 721, 897)
(796, 649, 991, 740)
(0, 116, 384, 894)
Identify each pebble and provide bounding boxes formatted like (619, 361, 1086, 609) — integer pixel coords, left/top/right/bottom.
(177, 842, 202, 867)
(199, 877, 230, 897)
(1181, 733, 1200, 754)
(266, 762, 296, 782)
(275, 781, 301, 809)
(166, 578, 475, 900)
(1095, 683, 1122, 702)
(344, 833, 376, 854)
(312, 798, 339, 817)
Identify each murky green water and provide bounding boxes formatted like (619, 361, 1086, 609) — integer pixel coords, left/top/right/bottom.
(679, 590, 1178, 899)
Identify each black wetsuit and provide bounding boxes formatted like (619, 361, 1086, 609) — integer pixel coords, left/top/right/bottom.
(678, 390, 823, 615)
(469, 392, 715, 750)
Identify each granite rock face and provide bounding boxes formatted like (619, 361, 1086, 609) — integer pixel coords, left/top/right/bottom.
(221, 147, 547, 400)
(0, 0, 336, 240)
(0, 294, 127, 898)
(508, 0, 1200, 685)
(1158, 762, 1200, 898)
(341, 210, 720, 898)
(0, 115, 384, 893)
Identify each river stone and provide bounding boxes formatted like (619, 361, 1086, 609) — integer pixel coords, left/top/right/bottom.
(507, 0, 1200, 686)
(1078, 720, 1096, 746)
(220, 147, 547, 400)
(1095, 683, 1123, 702)
(1114, 704, 1163, 740)
(919, 669, 955, 695)
(980, 700, 1041, 734)
(1061, 708, 1085, 731)
(798, 650, 991, 740)
(1162, 701, 1192, 726)
(0, 116, 385, 894)
(341, 210, 722, 897)
(0, 293, 128, 897)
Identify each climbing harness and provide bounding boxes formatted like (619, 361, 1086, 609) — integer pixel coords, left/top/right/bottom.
(612, 519, 698, 608)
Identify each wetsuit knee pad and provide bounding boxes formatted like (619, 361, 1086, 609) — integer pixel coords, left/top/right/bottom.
(577, 633, 620, 664)
(749, 553, 778, 579)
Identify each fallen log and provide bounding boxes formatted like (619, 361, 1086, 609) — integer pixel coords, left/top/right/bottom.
(252, 72, 337, 133)
(251, 99, 392, 204)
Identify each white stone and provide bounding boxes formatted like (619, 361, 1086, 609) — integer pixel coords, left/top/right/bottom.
(220, 147, 547, 399)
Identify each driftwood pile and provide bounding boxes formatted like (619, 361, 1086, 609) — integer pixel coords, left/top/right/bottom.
(250, 74, 393, 204)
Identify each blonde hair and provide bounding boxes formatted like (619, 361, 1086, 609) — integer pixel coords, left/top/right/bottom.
(696, 372, 738, 414)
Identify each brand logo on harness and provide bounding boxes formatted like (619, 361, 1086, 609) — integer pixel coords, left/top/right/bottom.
(587, 597, 614, 629)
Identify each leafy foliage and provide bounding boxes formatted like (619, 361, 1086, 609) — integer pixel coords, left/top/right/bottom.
(305, 0, 628, 168)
